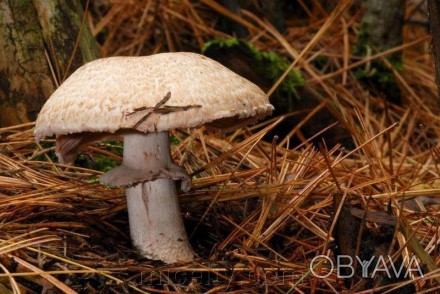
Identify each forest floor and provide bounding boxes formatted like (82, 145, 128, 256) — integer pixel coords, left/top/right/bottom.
(1, 0, 440, 293)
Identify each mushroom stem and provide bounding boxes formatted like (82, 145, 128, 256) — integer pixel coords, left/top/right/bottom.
(123, 132, 194, 263)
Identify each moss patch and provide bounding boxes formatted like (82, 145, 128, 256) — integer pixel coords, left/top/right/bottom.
(203, 38, 304, 111)
(353, 24, 403, 104)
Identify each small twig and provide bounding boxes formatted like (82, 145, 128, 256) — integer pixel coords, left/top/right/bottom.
(127, 92, 201, 129)
(127, 92, 172, 116)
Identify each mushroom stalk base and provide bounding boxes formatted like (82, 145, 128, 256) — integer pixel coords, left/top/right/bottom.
(123, 132, 194, 263)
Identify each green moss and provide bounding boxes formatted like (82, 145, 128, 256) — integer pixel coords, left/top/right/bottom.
(72, 140, 122, 172)
(75, 154, 119, 173)
(93, 156, 119, 172)
(99, 140, 123, 156)
(31, 136, 181, 180)
(353, 55, 402, 104)
(251, 48, 304, 96)
(353, 24, 403, 103)
(354, 21, 371, 57)
(170, 135, 181, 146)
(203, 38, 304, 111)
(32, 141, 58, 162)
(85, 177, 99, 184)
(203, 38, 240, 49)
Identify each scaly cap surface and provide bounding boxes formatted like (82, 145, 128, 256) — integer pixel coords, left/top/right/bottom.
(35, 52, 273, 140)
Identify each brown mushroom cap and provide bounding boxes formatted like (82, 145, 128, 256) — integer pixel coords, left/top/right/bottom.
(35, 52, 273, 140)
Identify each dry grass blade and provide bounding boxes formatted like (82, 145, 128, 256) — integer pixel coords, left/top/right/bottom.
(12, 256, 77, 294)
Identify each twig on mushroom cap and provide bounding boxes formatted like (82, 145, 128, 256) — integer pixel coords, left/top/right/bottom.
(127, 91, 171, 116)
(128, 92, 202, 129)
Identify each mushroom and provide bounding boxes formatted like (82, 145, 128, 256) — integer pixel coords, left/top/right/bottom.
(35, 52, 273, 263)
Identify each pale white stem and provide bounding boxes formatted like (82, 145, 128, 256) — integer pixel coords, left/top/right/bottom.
(122, 132, 194, 263)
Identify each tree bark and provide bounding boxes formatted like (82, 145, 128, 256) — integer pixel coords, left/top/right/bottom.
(0, 0, 52, 125)
(0, 0, 99, 127)
(360, 0, 406, 52)
(353, 0, 405, 105)
(218, 0, 286, 37)
(258, 1, 285, 33)
(220, 0, 248, 38)
(32, 0, 99, 81)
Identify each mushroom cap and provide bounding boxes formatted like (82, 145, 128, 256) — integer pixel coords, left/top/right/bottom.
(35, 52, 273, 140)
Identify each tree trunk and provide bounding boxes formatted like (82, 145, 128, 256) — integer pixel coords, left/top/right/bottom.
(32, 0, 99, 81)
(220, 0, 248, 38)
(354, 0, 405, 105)
(360, 0, 406, 52)
(218, 0, 286, 37)
(0, 0, 99, 127)
(258, 1, 285, 33)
